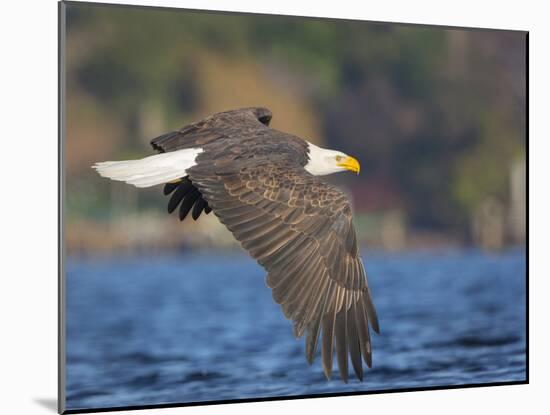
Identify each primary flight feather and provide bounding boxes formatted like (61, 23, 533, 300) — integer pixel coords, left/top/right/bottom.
(93, 107, 379, 382)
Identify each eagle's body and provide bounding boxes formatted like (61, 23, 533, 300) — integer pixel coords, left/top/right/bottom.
(93, 107, 379, 382)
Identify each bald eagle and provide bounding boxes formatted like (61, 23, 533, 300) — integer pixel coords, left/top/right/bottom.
(93, 107, 379, 382)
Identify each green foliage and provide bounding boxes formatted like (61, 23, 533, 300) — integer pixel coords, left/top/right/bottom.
(65, 3, 526, 239)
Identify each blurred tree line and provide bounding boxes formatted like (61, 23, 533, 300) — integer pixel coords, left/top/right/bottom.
(65, 3, 526, 246)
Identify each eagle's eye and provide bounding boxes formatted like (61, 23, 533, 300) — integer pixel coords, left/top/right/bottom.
(335, 155, 343, 162)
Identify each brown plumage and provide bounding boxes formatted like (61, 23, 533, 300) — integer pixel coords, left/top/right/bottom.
(149, 108, 380, 382)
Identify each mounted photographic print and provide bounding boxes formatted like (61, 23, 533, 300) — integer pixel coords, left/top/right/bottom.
(58, 1, 528, 413)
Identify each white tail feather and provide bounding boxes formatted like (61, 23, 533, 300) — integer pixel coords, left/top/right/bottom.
(92, 148, 203, 188)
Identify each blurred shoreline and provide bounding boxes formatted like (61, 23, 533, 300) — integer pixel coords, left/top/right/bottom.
(66, 212, 525, 257)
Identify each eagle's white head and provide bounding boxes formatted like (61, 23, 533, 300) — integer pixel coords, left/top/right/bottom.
(304, 141, 361, 176)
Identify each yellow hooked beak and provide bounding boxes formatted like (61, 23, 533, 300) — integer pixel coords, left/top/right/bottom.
(337, 155, 361, 175)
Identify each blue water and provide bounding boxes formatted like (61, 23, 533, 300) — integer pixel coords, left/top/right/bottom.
(65, 248, 526, 411)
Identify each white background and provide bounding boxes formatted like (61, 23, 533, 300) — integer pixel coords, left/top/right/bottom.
(0, 0, 545, 414)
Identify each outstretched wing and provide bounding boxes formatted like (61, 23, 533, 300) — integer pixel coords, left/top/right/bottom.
(188, 160, 379, 382)
(150, 107, 273, 153)
(149, 108, 273, 220)
(150, 107, 309, 223)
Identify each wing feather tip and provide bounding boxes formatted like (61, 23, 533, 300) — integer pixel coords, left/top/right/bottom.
(322, 365, 332, 381)
(369, 308, 380, 334)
